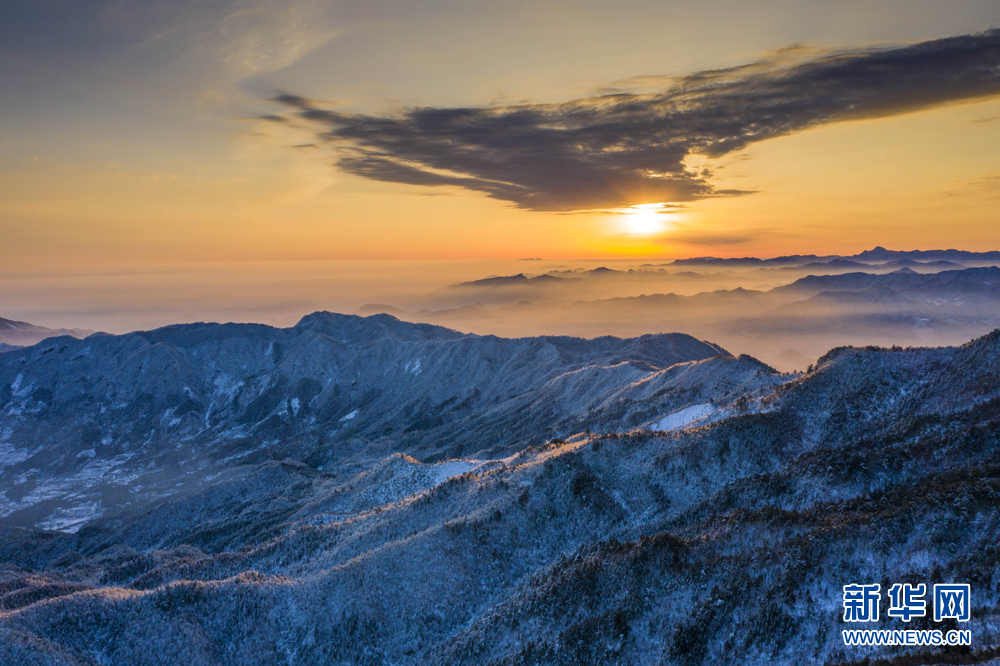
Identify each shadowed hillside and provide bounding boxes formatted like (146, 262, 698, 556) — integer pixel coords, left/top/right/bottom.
(1, 316, 999, 664)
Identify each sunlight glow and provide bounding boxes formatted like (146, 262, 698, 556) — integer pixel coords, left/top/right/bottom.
(618, 203, 673, 236)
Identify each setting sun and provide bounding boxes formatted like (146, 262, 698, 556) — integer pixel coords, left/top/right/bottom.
(619, 203, 673, 236)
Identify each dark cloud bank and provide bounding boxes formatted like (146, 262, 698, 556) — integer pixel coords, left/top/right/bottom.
(270, 30, 1000, 211)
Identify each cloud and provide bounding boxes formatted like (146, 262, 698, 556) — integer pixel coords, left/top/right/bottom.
(658, 224, 795, 247)
(664, 232, 752, 246)
(272, 93, 317, 108)
(273, 29, 1000, 212)
(953, 170, 1000, 196)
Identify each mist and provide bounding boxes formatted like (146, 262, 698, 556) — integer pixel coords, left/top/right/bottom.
(2, 249, 999, 373)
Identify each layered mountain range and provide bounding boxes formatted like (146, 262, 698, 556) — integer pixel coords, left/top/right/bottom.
(1, 312, 999, 665)
(365, 264, 1000, 370)
(0, 318, 92, 349)
(6, 247, 998, 372)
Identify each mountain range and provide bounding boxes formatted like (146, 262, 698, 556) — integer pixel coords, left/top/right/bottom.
(362, 265, 1000, 370)
(0, 313, 734, 532)
(0, 317, 92, 349)
(1, 312, 999, 664)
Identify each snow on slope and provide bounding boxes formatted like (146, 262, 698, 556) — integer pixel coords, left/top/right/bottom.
(2, 331, 1000, 665)
(650, 403, 716, 431)
(0, 312, 730, 532)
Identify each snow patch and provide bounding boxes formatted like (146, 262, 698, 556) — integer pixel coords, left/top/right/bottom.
(433, 460, 479, 484)
(162, 408, 182, 427)
(354, 455, 487, 509)
(0, 440, 30, 467)
(36, 501, 103, 533)
(213, 374, 243, 400)
(651, 403, 716, 432)
(339, 409, 359, 422)
(11, 374, 34, 398)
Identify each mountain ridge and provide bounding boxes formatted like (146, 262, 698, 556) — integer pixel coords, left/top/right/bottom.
(0, 312, 730, 534)
(0, 327, 998, 665)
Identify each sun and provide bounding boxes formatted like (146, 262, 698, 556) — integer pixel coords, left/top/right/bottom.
(619, 203, 671, 236)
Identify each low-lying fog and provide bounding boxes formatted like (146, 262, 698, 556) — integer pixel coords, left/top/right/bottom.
(2, 249, 998, 372)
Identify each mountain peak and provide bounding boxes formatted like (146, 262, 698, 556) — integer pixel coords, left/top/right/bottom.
(295, 310, 465, 344)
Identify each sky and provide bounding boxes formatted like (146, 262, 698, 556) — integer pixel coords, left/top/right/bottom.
(2, 0, 1000, 328)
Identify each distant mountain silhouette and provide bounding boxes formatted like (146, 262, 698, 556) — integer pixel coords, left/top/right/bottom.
(0, 316, 93, 347)
(853, 245, 1000, 262)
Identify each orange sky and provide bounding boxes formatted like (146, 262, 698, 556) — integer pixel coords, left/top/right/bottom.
(2, 0, 1000, 276)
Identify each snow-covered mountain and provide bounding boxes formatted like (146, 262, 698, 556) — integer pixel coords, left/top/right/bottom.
(1, 314, 999, 665)
(0, 312, 732, 531)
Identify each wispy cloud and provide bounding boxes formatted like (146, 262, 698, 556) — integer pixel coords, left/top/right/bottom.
(664, 231, 753, 246)
(270, 29, 1000, 212)
(953, 170, 1000, 196)
(132, 0, 340, 81)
